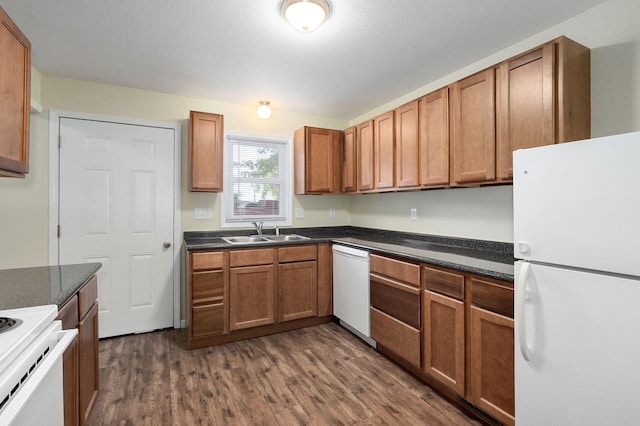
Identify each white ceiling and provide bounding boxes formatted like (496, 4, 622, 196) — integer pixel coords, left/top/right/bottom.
(1, 0, 606, 120)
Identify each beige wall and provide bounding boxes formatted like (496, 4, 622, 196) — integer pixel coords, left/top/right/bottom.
(1, 0, 639, 268)
(348, 0, 640, 242)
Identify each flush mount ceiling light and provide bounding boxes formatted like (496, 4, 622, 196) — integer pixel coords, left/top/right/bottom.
(280, 0, 332, 33)
(257, 101, 272, 119)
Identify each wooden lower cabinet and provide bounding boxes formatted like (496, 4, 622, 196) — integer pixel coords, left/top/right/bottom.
(229, 264, 276, 330)
(78, 302, 99, 425)
(468, 276, 515, 426)
(57, 276, 99, 426)
(469, 306, 515, 426)
(278, 261, 317, 322)
(422, 290, 465, 395)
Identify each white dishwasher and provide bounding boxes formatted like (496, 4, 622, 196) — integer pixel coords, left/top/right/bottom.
(332, 244, 376, 347)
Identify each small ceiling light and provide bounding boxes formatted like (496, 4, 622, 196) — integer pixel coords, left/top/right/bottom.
(280, 0, 332, 33)
(257, 101, 272, 119)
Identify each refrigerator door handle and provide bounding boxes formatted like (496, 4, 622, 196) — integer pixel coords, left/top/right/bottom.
(517, 261, 533, 361)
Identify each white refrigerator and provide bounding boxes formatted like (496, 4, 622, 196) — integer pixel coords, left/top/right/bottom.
(513, 131, 640, 425)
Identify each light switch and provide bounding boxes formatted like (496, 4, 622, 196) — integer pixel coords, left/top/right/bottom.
(194, 208, 212, 220)
(295, 208, 305, 219)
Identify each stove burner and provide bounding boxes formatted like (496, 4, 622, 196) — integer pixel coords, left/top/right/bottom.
(0, 317, 22, 334)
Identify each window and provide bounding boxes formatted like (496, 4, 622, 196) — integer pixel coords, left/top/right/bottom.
(222, 133, 292, 227)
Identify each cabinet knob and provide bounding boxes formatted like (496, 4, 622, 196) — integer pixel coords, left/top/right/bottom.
(163, 242, 171, 249)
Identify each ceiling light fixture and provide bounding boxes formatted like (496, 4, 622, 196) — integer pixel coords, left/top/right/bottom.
(280, 0, 332, 33)
(257, 101, 272, 119)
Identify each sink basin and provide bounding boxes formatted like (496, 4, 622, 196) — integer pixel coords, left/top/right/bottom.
(264, 234, 310, 242)
(221, 234, 310, 244)
(221, 235, 269, 244)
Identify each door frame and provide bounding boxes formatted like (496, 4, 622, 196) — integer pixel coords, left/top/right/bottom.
(48, 109, 182, 329)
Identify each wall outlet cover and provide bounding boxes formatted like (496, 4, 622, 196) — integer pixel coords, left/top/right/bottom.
(410, 208, 417, 220)
(295, 208, 305, 219)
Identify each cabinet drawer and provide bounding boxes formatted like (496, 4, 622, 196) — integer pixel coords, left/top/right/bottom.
(423, 266, 465, 300)
(370, 254, 420, 287)
(471, 278, 514, 318)
(192, 270, 223, 304)
(56, 295, 79, 330)
(191, 251, 224, 271)
(370, 275, 420, 328)
(370, 307, 421, 367)
(191, 304, 224, 338)
(230, 248, 275, 267)
(278, 245, 317, 263)
(78, 276, 98, 319)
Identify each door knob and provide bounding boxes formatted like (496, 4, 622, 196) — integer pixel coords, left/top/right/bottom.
(163, 242, 171, 248)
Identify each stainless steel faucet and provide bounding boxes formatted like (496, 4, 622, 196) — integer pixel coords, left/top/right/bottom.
(251, 221, 263, 235)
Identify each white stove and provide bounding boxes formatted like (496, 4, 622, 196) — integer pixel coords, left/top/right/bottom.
(0, 305, 77, 425)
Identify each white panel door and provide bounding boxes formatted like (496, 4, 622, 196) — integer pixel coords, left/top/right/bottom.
(59, 118, 175, 338)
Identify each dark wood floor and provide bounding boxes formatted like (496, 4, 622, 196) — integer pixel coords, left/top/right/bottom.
(87, 322, 479, 425)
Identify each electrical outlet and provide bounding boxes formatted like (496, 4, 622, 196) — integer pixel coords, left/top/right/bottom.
(295, 208, 305, 219)
(329, 208, 336, 218)
(194, 208, 212, 220)
(410, 208, 417, 220)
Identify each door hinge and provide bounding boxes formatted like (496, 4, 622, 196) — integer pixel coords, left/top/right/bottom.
(57, 225, 61, 238)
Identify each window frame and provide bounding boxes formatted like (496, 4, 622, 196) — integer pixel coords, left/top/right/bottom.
(221, 131, 293, 229)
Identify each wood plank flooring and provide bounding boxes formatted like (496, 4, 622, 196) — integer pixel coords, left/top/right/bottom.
(87, 322, 480, 425)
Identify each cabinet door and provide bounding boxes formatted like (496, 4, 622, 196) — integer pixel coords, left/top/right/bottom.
(343, 126, 357, 193)
(229, 264, 276, 330)
(497, 43, 554, 180)
(422, 290, 465, 395)
(357, 120, 375, 191)
(189, 110, 223, 192)
(419, 88, 450, 187)
(0, 7, 30, 177)
(469, 306, 515, 426)
(294, 126, 342, 194)
(79, 302, 99, 425)
(450, 68, 496, 184)
(278, 261, 318, 322)
(395, 100, 419, 188)
(374, 111, 395, 190)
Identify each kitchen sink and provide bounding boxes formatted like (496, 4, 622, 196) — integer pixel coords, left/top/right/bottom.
(221, 234, 310, 244)
(221, 235, 269, 244)
(264, 234, 310, 242)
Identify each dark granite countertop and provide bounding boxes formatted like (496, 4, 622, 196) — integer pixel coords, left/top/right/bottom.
(184, 226, 514, 282)
(0, 263, 102, 310)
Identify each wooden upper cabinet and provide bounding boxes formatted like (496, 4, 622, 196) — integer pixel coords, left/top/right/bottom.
(373, 111, 395, 191)
(395, 100, 420, 188)
(0, 7, 31, 178)
(189, 110, 224, 192)
(294, 126, 343, 194)
(419, 88, 450, 187)
(356, 119, 375, 192)
(497, 37, 590, 180)
(450, 68, 496, 185)
(342, 126, 357, 193)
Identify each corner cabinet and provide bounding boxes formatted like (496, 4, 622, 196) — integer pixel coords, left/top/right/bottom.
(189, 110, 224, 192)
(0, 7, 31, 178)
(294, 126, 343, 194)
